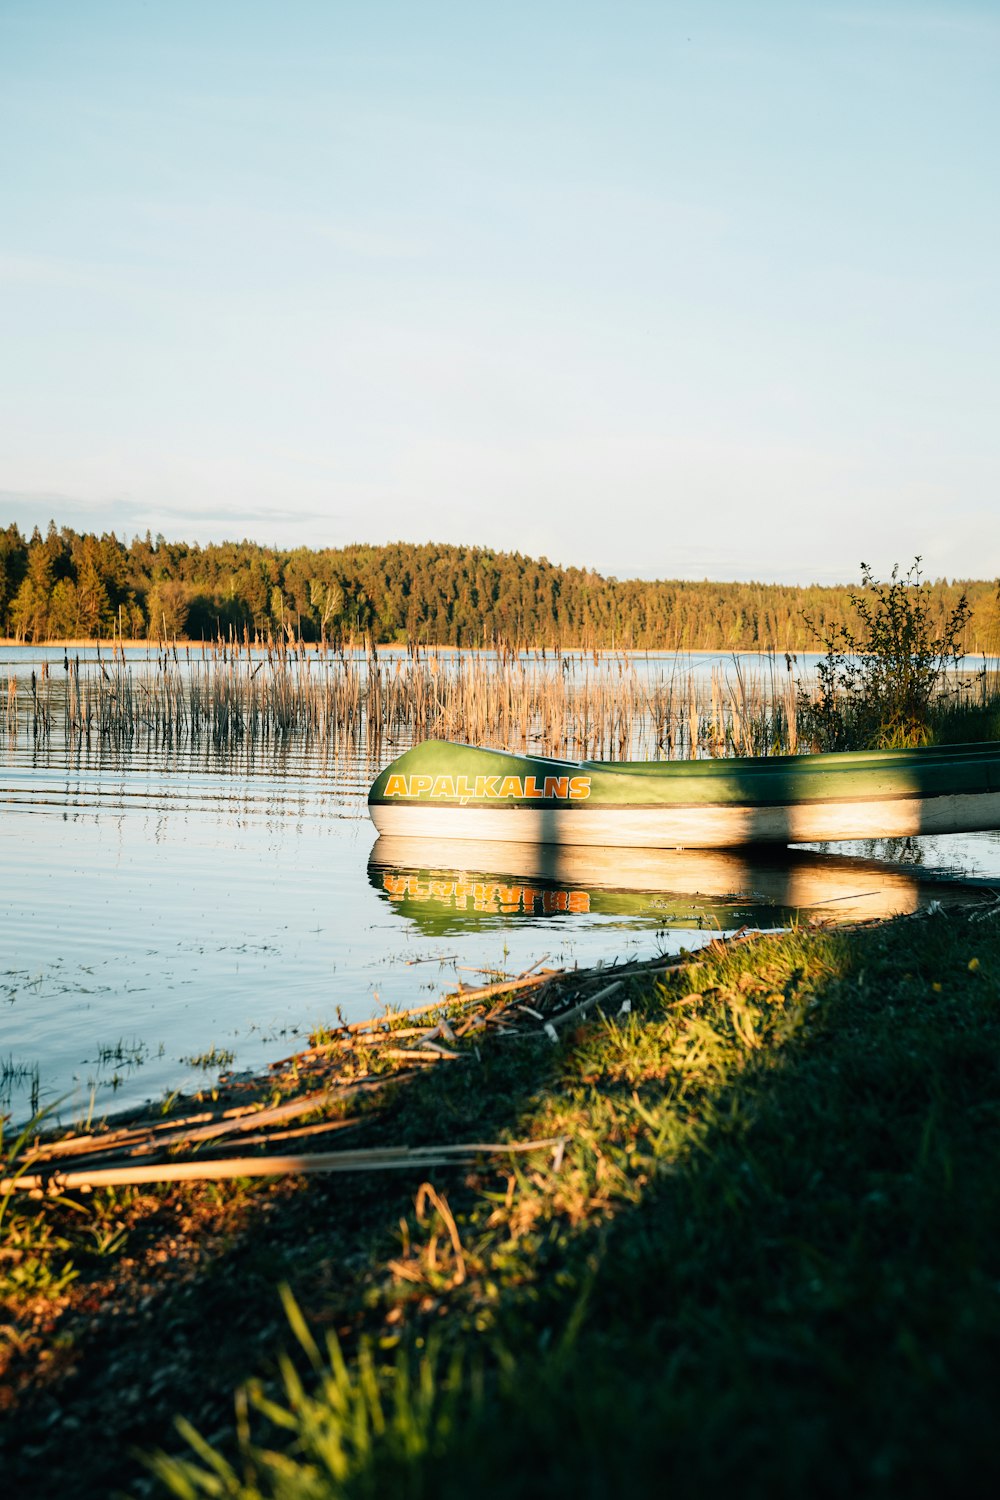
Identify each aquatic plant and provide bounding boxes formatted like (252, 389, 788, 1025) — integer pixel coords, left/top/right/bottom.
(2, 633, 995, 762)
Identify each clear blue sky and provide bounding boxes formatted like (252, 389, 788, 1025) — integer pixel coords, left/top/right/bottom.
(2, 0, 998, 583)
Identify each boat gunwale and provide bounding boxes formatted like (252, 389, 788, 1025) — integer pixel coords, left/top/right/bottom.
(368, 739, 1000, 809)
(372, 737, 1000, 780)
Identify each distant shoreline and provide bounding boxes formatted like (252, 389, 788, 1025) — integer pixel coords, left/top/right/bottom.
(0, 637, 819, 657)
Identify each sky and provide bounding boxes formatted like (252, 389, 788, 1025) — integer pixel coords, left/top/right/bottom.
(1, 0, 998, 584)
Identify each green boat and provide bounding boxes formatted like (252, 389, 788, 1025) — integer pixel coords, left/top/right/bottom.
(368, 739, 1000, 849)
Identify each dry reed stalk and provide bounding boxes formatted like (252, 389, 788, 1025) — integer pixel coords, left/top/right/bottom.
(268, 1025, 440, 1069)
(189, 1116, 363, 1152)
(25, 1074, 420, 1171)
(5, 647, 828, 759)
(414, 1180, 467, 1285)
(10, 642, 985, 756)
(4, 1137, 567, 1196)
(334, 969, 563, 1035)
(380, 1047, 460, 1064)
(25, 1101, 268, 1163)
(545, 980, 625, 1032)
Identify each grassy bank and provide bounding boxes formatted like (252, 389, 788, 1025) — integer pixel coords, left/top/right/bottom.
(2, 905, 1000, 1497)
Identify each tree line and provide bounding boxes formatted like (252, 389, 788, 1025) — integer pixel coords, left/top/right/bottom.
(1, 522, 997, 653)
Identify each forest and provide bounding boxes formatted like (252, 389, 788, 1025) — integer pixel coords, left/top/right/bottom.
(1, 521, 997, 653)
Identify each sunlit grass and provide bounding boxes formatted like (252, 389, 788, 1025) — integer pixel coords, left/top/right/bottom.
(144, 907, 1000, 1497)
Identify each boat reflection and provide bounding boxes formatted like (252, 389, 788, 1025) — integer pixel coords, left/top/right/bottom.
(368, 835, 993, 936)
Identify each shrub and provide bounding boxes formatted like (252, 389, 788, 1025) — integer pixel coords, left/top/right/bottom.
(801, 558, 973, 749)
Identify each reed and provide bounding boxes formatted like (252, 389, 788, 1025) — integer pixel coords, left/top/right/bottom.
(1, 639, 995, 760)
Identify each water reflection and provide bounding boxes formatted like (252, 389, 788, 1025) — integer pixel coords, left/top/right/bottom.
(3, 721, 998, 1126)
(369, 835, 996, 935)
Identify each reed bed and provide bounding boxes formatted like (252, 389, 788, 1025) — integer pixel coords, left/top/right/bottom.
(2, 640, 994, 761)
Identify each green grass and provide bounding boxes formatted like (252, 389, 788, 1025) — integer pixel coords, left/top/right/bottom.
(0, 1110, 132, 1305)
(144, 906, 1000, 1500)
(181, 1044, 237, 1070)
(926, 694, 1000, 745)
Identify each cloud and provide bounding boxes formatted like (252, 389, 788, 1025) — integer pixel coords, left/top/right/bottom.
(0, 491, 343, 544)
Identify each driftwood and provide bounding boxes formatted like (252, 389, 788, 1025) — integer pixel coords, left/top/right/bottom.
(5, 1137, 567, 1196)
(380, 1046, 460, 1064)
(26, 1098, 267, 1163)
(23, 1074, 417, 1169)
(335, 970, 560, 1033)
(197, 1116, 363, 1152)
(268, 968, 563, 1068)
(270, 1024, 440, 1069)
(546, 980, 625, 1032)
(5, 932, 766, 1198)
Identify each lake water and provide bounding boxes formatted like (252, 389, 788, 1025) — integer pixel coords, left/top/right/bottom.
(2, 645, 998, 1125)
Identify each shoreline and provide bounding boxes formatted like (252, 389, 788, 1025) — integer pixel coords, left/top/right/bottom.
(0, 637, 817, 657)
(2, 945, 710, 1190)
(3, 637, 995, 671)
(4, 906, 1000, 1496)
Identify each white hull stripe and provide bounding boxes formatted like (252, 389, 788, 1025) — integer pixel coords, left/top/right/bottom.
(370, 791, 1000, 848)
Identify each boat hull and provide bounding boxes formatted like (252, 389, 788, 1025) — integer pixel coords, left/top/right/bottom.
(368, 740, 1000, 849)
(369, 791, 1000, 847)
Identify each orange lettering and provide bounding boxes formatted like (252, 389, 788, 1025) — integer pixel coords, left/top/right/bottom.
(523, 776, 543, 799)
(569, 775, 591, 801)
(474, 882, 498, 912)
(498, 775, 523, 798)
(543, 775, 569, 799)
(475, 775, 501, 798)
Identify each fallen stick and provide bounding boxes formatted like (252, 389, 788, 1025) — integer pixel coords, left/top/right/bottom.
(569, 930, 772, 988)
(270, 1025, 438, 1068)
(454, 1010, 486, 1038)
(5, 1137, 567, 1195)
(195, 1116, 363, 1152)
(325, 972, 562, 1040)
(380, 1047, 459, 1064)
(48, 1116, 367, 1175)
(451, 970, 561, 1005)
(545, 980, 625, 1032)
(27, 1074, 419, 1169)
(26, 1098, 267, 1163)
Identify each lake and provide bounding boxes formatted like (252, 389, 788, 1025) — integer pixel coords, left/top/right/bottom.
(3, 644, 999, 1124)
